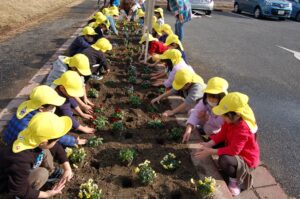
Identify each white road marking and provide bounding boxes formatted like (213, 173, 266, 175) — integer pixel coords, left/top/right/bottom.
(277, 45, 300, 61)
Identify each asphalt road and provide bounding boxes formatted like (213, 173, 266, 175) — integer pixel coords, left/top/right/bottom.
(172, 11, 300, 197)
(0, 0, 98, 111)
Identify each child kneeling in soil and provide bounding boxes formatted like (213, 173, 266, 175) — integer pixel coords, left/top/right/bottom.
(182, 77, 228, 143)
(165, 34, 188, 63)
(68, 26, 97, 56)
(194, 92, 259, 196)
(151, 69, 206, 117)
(0, 112, 73, 199)
(3, 85, 86, 147)
(82, 38, 112, 81)
(45, 53, 95, 115)
(54, 71, 96, 134)
(159, 24, 173, 43)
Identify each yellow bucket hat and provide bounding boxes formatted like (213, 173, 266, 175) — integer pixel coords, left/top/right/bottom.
(152, 23, 162, 36)
(137, 8, 145, 18)
(96, 14, 108, 24)
(165, 34, 184, 51)
(81, 26, 97, 36)
(172, 69, 204, 91)
(88, 22, 98, 29)
(203, 77, 229, 95)
(139, 33, 158, 44)
(63, 54, 91, 76)
(109, 6, 119, 15)
(13, 112, 72, 153)
(91, 38, 112, 52)
(159, 49, 183, 65)
(212, 92, 258, 133)
(53, 71, 84, 97)
(154, 8, 164, 18)
(93, 12, 104, 19)
(161, 24, 173, 35)
(16, 85, 66, 119)
(102, 8, 110, 15)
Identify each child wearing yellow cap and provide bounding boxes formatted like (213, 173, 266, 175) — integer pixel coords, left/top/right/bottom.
(165, 34, 188, 63)
(0, 112, 73, 198)
(182, 77, 228, 143)
(154, 7, 165, 25)
(82, 38, 113, 80)
(88, 11, 118, 36)
(193, 92, 259, 196)
(159, 24, 173, 43)
(54, 71, 96, 134)
(151, 69, 206, 117)
(2, 85, 87, 147)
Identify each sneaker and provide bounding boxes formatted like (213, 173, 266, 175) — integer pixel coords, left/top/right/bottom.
(47, 168, 64, 183)
(228, 178, 241, 196)
(91, 75, 103, 81)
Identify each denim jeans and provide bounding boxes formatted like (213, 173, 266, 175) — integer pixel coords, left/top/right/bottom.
(175, 20, 184, 41)
(107, 16, 118, 35)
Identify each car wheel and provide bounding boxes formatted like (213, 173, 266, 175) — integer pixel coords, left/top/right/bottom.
(234, 3, 241, 13)
(296, 12, 300, 22)
(254, 7, 262, 19)
(205, 10, 212, 15)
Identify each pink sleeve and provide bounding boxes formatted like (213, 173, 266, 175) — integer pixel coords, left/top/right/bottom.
(163, 67, 177, 88)
(186, 100, 206, 127)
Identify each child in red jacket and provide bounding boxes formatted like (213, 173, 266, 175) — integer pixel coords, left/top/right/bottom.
(194, 92, 259, 196)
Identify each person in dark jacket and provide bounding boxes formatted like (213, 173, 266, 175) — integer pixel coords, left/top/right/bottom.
(0, 112, 73, 199)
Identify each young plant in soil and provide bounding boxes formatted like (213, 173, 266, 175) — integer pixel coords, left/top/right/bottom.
(134, 160, 157, 185)
(119, 148, 136, 166)
(142, 66, 151, 74)
(94, 104, 105, 113)
(112, 121, 126, 132)
(111, 107, 125, 122)
(129, 95, 142, 107)
(87, 136, 103, 147)
(66, 146, 86, 168)
(78, 178, 102, 199)
(125, 86, 134, 96)
(157, 87, 165, 94)
(190, 177, 216, 198)
(160, 153, 181, 171)
(147, 119, 164, 129)
(169, 127, 183, 142)
(145, 104, 159, 113)
(141, 74, 150, 80)
(128, 75, 137, 84)
(93, 115, 109, 130)
(105, 80, 116, 87)
(87, 88, 99, 98)
(141, 80, 151, 89)
(128, 65, 137, 76)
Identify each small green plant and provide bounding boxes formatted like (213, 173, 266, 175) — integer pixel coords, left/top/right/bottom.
(141, 80, 151, 89)
(125, 86, 134, 96)
(128, 65, 137, 76)
(87, 136, 103, 147)
(147, 119, 164, 129)
(134, 160, 157, 185)
(78, 179, 102, 199)
(160, 153, 181, 171)
(157, 87, 165, 94)
(128, 75, 137, 84)
(190, 177, 216, 198)
(112, 121, 126, 132)
(145, 105, 159, 113)
(105, 80, 115, 87)
(169, 127, 183, 141)
(141, 74, 150, 80)
(142, 66, 151, 74)
(93, 116, 109, 130)
(87, 88, 99, 98)
(119, 148, 136, 166)
(94, 104, 104, 113)
(66, 146, 86, 167)
(111, 107, 124, 122)
(129, 95, 142, 107)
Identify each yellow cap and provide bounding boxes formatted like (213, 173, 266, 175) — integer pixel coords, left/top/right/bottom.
(172, 69, 204, 90)
(53, 71, 84, 97)
(212, 92, 258, 133)
(137, 8, 145, 18)
(81, 26, 97, 36)
(139, 33, 158, 44)
(93, 12, 104, 19)
(108, 6, 119, 16)
(203, 77, 229, 94)
(161, 24, 173, 35)
(165, 34, 183, 51)
(154, 8, 164, 18)
(63, 54, 91, 76)
(91, 38, 112, 52)
(16, 85, 66, 119)
(13, 112, 72, 153)
(88, 22, 98, 29)
(152, 23, 162, 36)
(159, 49, 183, 65)
(96, 14, 108, 24)
(102, 8, 110, 15)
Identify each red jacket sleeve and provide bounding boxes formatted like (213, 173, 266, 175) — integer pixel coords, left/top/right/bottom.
(210, 123, 227, 145)
(148, 42, 157, 55)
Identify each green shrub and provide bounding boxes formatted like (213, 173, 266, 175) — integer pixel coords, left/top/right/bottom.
(119, 148, 136, 166)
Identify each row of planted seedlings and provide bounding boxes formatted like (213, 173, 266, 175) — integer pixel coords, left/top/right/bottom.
(61, 21, 216, 199)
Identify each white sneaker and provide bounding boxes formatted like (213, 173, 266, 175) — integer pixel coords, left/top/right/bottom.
(228, 178, 241, 196)
(91, 75, 103, 81)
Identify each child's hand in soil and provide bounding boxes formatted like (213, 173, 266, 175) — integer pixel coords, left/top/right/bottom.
(84, 98, 95, 107)
(82, 104, 94, 115)
(76, 137, 87, 145)
(82, 113, 94, 120)
(82, 126, 95, 134)
(152, 81, 163, 87)
(162, 110, 174, 117)
(182, 124, 193, 143)
(151, 96, 161, 104)
(46, 179, 66, 197)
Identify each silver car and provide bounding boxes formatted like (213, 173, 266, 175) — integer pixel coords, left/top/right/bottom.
(190, 0, 214, 15)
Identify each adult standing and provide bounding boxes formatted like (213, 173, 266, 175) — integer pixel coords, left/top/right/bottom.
(168, 0, 192, 41)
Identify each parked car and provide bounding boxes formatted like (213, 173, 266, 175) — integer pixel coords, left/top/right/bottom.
(288, 0, 300, 21)
(190, 0, 214, 15)
(234, 0, 293, 19)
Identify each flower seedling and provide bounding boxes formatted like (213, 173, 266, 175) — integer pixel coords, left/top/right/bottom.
(128, 75, 137, 84)
(157, 87, 165, 94)
(119, 148, 136, 166)
(111, 107, 124, 122)
(160, 153, 181, 171)
(87, 88, 99, 98)
(93, 115, 109, 130)
(66, 146, 86, 167)
(147, 119, 164, 129)
(112, 121, 126, 132)
(87, 136, 103, 147)
(134, 160, 157, 185)
(129, 95, 142, 107)
(169, 127, 183, 141)
(146, 105, 159, 113)
(190, 177, 216, 198)
(105, 80, 115, 87)
(128, 65, 137, 76)
(78, 179, 102, 199)
(142, 66, 151, 74)
(141, 80, 151, 89)
(125, 86, 134, 96)
(94, 104, 105, 113)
